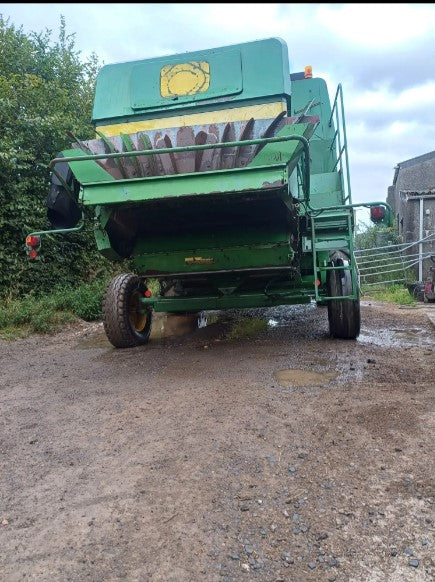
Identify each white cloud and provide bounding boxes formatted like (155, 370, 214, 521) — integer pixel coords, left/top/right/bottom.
(317, 3, 435, 47)
(350, 81, 435, 114)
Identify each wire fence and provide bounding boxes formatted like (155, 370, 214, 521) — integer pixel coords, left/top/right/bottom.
(355, 232, 435, 287)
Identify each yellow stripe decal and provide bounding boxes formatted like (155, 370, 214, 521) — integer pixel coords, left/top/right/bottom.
(96, 102, 286, 137)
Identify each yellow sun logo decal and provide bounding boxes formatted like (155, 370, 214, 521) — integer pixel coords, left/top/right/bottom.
(160, 61, 210, 98)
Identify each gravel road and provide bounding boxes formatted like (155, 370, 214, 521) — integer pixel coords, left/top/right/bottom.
(0, 301, 434, 581)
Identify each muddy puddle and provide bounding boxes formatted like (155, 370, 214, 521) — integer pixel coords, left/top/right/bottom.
(274, 368, 337, 387)
(77, 312, 206, 349)
(77, 333, 112, 349)
(358, 326, 434, 348)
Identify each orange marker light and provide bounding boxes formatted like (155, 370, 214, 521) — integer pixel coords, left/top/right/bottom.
(304, 65, 313, 79)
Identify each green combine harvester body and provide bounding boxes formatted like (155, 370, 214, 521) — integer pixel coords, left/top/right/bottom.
(27, 38, 391, 347)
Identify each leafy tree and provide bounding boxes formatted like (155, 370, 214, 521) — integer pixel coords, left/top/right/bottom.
(355, 220, 399, 251)
(0, 15, 112, 297)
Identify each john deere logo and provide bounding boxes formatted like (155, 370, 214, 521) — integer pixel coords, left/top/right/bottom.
(160, 61, 210, 98)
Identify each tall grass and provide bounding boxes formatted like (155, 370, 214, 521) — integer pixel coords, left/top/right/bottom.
(361, 284, 416, 305)
(0, 278, 109, 339)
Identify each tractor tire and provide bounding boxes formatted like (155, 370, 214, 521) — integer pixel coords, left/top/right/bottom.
(103, 273, 152, 348)
(327, 251, 360, 339)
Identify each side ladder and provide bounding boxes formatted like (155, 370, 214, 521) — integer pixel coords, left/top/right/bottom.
(310, 211, 359, 303)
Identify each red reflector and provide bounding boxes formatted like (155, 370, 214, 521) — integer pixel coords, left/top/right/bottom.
(29, 249, 38, 260)
(144, 289, 152, 298)
(370, 206, 385, 221)
(26, 235, 40, 247)
(314, 279, 321, 286)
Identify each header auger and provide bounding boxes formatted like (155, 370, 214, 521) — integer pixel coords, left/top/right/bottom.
(27, 38, 392, 347)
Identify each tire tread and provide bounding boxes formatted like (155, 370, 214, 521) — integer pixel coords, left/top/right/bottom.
(103, 273, 152, 348)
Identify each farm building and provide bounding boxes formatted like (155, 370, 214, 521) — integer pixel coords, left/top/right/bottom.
(386, 150, 435, 282)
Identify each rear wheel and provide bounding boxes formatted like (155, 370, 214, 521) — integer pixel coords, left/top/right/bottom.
(103, 273, 152, 348)
(327, 251, 360, 339)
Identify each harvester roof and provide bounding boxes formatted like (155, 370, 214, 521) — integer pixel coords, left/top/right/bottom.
(92, 38, 292, 128)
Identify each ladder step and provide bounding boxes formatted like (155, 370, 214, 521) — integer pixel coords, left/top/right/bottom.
(317, 265, 351, 272)
(312, 238, 350, 251)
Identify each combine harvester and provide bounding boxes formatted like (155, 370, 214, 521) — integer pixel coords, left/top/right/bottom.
(26, 38, 391, 347)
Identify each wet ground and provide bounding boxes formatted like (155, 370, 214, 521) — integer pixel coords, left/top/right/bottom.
(0, 301, 434, 581)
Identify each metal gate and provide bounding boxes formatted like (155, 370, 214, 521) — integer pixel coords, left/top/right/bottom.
(354, 232, 435, 287)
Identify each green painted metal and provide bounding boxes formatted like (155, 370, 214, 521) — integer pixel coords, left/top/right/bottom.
(310, 209, 361, 303)
(134, 227, 289, 253)
(50, 149, 115, 186)
(289, 77, 336, 175)
(329, 84, 352, 203)
(94, 227, 121, 260)
(92, 38, 291, 124)
(247, 123, 313, 172)
(140, 292, 312, 313)
(130, 49, 243, 109)
(26, 218, 85, 240)
(82, 165, 288, 206)
(25, 218, 85, 253)
(304, 199, 393, 216)
(306, 172, 341, 208)
(133, 244, 294, 274)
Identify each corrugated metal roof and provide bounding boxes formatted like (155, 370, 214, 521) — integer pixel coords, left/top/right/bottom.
(400, 189, 435, 197)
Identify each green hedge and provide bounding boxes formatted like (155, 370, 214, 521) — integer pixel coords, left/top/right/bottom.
(0, 15, 113, 298)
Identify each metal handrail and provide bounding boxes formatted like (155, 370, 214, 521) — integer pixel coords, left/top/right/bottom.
(305, 199, 392, 216)
(332, 146, 346, 171)
(328, 83, 352, 205)
(49, 133, 311, 199)
(25, 215, 85, 250)
(328, 85, 341, 127)
(302, 81, 374, 215)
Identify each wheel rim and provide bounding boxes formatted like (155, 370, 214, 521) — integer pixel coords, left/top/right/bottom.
(129, 291, 148, 332)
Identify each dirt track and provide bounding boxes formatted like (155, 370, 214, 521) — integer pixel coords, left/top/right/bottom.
(0, 301, 434, 582)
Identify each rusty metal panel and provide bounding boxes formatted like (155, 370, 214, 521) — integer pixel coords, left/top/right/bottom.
(136, 133, 157, 177)
(75, 116, 302, 181)
(235, 118, 255, 168)
(221, 123, 237, 170)
(155, 134, 178, 175)
(195, 131, 218, 172)
(175, 127, 196, 174)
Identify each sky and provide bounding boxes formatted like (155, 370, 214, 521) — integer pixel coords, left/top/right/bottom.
(2, 2, 435, 226)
